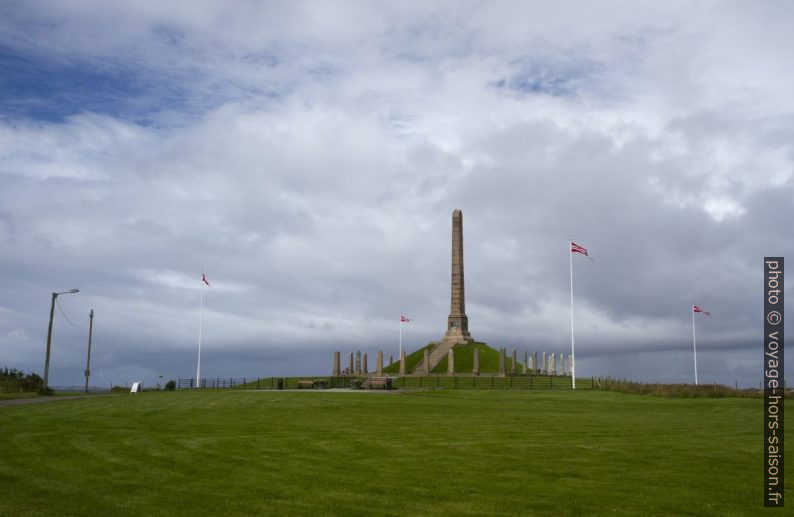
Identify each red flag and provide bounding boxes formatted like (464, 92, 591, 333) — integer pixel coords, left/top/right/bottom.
(571, 242, 590, 257)
(400, 315, 410, 322)
(201, 272, 210, 286)
(693, 305, 710, 316)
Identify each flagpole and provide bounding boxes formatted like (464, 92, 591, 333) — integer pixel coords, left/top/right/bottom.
(570, 240, 576, 390)
(196, 279, 203, 387)
(692, 304, 698, 385)
(399, 317, 402, 358)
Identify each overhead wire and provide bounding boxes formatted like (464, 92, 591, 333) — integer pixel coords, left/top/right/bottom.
(55, 297, 89, 326)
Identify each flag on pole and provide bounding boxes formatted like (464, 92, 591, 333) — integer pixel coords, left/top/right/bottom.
(693, 305, 710, 316)
(400, 315, 410, 322)
(569, 239, 593, 390)
(201, 272, 210, 286)
(571, 242, 590, 257)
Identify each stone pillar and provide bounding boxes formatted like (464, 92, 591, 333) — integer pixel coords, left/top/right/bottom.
(423, 348, 430, 375)
(363, 353, 368, 375)
(498, 348, 506, 376)
(389, 354, 393, 366)
(531, 351, 536, 372)
(511, 349, 517, 375)
(560, 353, 566, 376)
(473, 347, 480, 376)
(332, 351, 340, 377)
(376, 351, 383, 376)
(447, 349, 455, 376)
(542, 352, 547, 374)
(355, 351, 361, 376)
(399, 350, 406, 376)
(550, 353, 557, 375)
(347, 352, 354, 375)
(523, 349, 529, 375)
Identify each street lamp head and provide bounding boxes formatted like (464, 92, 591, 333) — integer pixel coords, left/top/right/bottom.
(54, 288, 80, 296)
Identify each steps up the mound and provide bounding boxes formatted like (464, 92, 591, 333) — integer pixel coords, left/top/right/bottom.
(411, 339, 457, 374)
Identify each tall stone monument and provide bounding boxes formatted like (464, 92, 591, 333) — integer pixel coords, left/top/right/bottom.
(443, 209, 474, 346)
(414, 209, 475, 373)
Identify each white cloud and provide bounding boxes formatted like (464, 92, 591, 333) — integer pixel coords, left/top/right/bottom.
(0, 1, 791, 387)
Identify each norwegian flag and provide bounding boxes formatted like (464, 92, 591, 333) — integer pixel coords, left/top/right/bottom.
(201, 272, 210, 286)
(400, 315, 410, 322)
(571, 241, 591, 258)
(693, 305, 710, 316)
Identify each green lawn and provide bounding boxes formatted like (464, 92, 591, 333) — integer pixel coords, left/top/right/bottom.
(0, 389, 788, 515)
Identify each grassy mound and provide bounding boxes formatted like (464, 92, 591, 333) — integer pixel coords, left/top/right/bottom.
(382, 343, 436, 374)
(432, 342, 523, 373)
(382, 342, 525, 374)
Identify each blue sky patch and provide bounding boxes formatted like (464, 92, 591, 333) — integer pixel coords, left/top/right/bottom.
(493, 58, 604, 97)
(0, 45, 191, 123)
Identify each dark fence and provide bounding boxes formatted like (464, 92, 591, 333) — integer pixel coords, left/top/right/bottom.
(177, 375, 594, 390)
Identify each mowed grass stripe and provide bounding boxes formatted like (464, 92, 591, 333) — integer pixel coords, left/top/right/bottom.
(0, 390, 788, 515)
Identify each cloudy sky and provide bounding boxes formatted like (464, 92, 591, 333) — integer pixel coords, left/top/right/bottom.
(1, 1, 791, 388)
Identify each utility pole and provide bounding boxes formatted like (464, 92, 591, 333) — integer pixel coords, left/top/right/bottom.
(84, 309, 94, 393)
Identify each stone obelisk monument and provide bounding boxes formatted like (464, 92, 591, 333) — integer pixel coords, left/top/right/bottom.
(414, 209, 474, 373)
(443, 209, 473, 346)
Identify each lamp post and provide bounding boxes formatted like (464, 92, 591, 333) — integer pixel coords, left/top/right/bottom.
(84, 309, 94, 393)
(43, 288, 79, 390)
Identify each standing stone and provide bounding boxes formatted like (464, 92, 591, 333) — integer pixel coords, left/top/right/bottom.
(332, 351, 340, 377)
(523, 349, 529, 375)
(423, 348, 430, 375)
(347, 352, 354, 375)
(542, 352, 547, 374)
(550, 353, 557, 375)
(473, 347, 480, 376)
(399, 350, 406, 376)
(531, 351, 536, 372)
(389, 355, 393, 366)
(498, 348, 506, 376)
(363, 353, 368, 375)
(447, 349, 455, 376)
(376, 351, 383, 376)
(355, 351, 362, 376)
(511, 349, 517, 375)
(560, 353, 566, 376)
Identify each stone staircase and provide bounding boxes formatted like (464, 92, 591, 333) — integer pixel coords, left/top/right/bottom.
(412, 339, 458, 374)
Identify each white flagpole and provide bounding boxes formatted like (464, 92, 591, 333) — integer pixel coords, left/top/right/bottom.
(570, 240, 576, 390)
(399, 317, 402, 358)
(196, 279, 204, 387)
(692, 304, 698, 385)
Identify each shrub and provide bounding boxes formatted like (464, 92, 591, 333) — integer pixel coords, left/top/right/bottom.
(2, 367, 45, 392)
(165, 380, 176, 391)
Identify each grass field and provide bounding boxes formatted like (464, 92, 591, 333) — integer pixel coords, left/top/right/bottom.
(1, 389, 788, 515)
